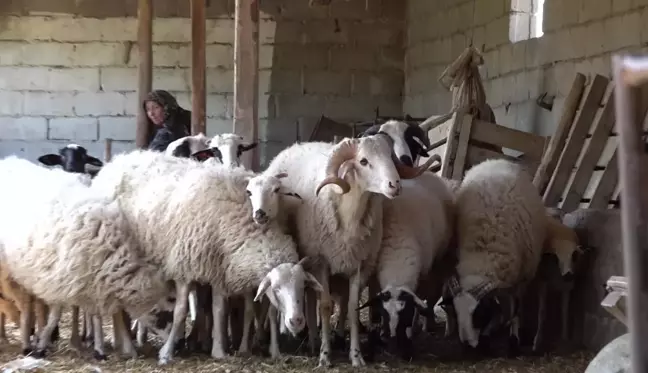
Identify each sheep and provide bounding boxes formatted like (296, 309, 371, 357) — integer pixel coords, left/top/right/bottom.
(208, 133, 258, 167)
(256, 135, 437, 367)
(357, 169, 454, 360)
(0, 156, 174, 360)
(443, 158, 546, 354)
(165, 133, 212, 159)
(89, 149, 323, 364)
(532, 212, 585, 352)
(38, 143, 104, 177)
(358, 119, 432, 167)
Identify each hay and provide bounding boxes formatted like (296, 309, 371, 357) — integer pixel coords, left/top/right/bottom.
(0, 310, 594, 373)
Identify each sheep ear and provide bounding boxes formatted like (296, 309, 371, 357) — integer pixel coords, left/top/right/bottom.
(282, 191, 302, 200)
(38, 154, 62, 166)
(357, 293, 385, 311)
(304, 272, 323, 293)
(254, 275, 272, 302)
(85, 156, 104, 167)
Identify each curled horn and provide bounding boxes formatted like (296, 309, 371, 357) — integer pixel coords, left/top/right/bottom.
(407, 123, 432, 152)
(419, 111, 455, 133)
(240, 142, 258, 152)
(392, 151, 439, 179)
(315, 139, 357, 196)
(399, 286, 428, 309)
(468, 281, 495, 301)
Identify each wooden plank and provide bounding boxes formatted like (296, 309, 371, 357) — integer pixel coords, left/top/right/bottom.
(440, 111, 468, 179)
(470, 119, 546, 160)
(466, 147, 519, 165)
(191, 0, 206, 136)
(533, 73, 587, 192)
(427, 118, 453, 149)
(451, 116, 473, 179)
(544, 74, 610, 206)
(104, 138, 113, 163)
(135, 0, 153, 149)
(234, 0, 260, 170)
(561, 88, 616, 212)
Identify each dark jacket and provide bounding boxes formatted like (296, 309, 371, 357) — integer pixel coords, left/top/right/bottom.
(144, 90, 192, 152)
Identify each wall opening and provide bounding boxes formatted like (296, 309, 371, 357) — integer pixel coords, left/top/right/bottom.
(510, 0, 545, 43)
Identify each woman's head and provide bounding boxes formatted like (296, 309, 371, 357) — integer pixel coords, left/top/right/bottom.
(144, 90, 180, 126)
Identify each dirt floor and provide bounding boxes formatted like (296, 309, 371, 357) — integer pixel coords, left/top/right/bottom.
(0, 311, 595, 373)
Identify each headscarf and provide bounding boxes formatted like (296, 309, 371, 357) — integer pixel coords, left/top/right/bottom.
(143, 90, 191, 139)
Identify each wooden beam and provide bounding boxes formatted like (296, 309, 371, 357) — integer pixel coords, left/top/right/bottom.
(191, 0, 206, 136)
(135, 0, 153, 149)
(234, 0, 260, 170)
(613, 54, 648, 373)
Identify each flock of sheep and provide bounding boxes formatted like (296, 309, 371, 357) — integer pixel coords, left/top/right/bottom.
(0, 120, 584, 368)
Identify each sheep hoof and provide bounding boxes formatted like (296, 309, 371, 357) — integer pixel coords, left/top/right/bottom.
(93, 351, 108, 361)
(211, 348, 226, 359)
(317, 353, 332, 368)
(350, 348, 366, 367)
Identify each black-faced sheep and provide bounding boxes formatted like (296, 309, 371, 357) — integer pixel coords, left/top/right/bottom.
(38, 144, 104, 176)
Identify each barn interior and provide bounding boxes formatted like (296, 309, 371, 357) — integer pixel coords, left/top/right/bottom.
(0, 0, 645, 372)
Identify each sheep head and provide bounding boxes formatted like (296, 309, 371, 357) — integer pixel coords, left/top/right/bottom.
(38, 144, 104, 175)
(245, 172, 302, 225)
(359, 120, 432, 167)
(254, 256, 323, 337)
(315, 135, 437, 198)
(545, 214, 587, 279)
(209, 133, 258, 168)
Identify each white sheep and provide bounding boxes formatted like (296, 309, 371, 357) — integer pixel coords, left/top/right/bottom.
(357, 169, 454, 359)
(165, 133, 212, 159)
(255, 135, 437, 367)
(208, 133, 258, 167)
(445, 158, 546, 351)
(0, 156, 173, 360)
(89, 150, 323, 365)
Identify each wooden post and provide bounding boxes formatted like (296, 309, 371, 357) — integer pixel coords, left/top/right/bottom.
(612, 54, 648, 373)
(191, 0, 206, 136)
(234, 0, 260, 170)
(104, 138, 113, 162)
(135, 0, 153, 149)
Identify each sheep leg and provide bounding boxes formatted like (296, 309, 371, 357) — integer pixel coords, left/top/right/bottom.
(113, 310, 137, 359)
(136, 322, 148, 347)
(253, 297, 270, 349)
(561, 288, 570, 341)
(268, 304, 280, 359)
(347, 271, 365, 367)
(533, 283, 547, 352)
(316, 268, 332, 368)
(70, 306, 81, 349)
(19, 295, 34, 355)
(34, 305, 62, 357)
(305, 288, 319, 355)
(237, 292, 255, 355)
(507, 296, 521, 358)
(333, 290, 348, 351)
(210, 289, 228, 359)
(92, 315, 107, 360)
(83, 310, 94, 347)
(112, 313, 123, 352)
(34, 300, 47, 342)
(0, 313, 5, 342)
(158, 282, 190, 365)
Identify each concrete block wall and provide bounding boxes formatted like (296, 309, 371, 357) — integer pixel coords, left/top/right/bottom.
(0, 0, 405, 168)
(404, 0, 648, 137)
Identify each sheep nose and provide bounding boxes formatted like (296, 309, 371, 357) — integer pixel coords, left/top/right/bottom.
(254, 210, 268, 224)
(563, 272, 574, 282)
(388, 181, 402, 196)
(290, 316, 304, 328)
(399, 155, 413, 167)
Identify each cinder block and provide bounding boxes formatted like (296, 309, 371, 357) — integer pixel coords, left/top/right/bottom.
(584, 21, 605, 56)
(382, 0, 406, 21)
(510, 42, 527, 72)
(24, 92, 75, 116)
(350, 21, 403, 47)
(353, 71, 404, 96)
(207, 68, 235, 93)
(603, 12, 641, 51)
(511, 0, 532, 13)
(0, 67, 97, 91)
(642, 8, 648, 45)
(266, 0, 328, 20)
(303, 20, 350, 45)
(303, 70, 352, 95)
(330, 47, 378, 71)
(206, 94, 229, 118)
(99, 117, 136, 141)
(153, 19, 192, 43)
(325, 96, 375, 119)
(99, 18, 137, 42)
(48, 118, 99, 141)
(406, 43, 425, 69)
(260, 20, 303, 44)
(613, 0, 634, 13)
(100, 67, 138, 91)
(0, 91, 23, 116)
(552, 28, 572, 62)
(258, 94, 276, 119)
(153, 44, 191, 68)
(475, 0, 506, 26)
(450, 33, 467, 61)
(275, 95, 327, 118)
(525, 68, 542, 101)
(258, 70, 302, 94)
(590, 53, 613, 78)
(0, 42, 25, 66)
(206, 45, 234, 69)
(13, 16, 103, 42)
(20, 42, 75, 66)
(330, 0, 377, 20)
(123, 92, 139, 116)
(381, 47, 405, 70)
(525, 37, 541, 68)
(72, 43, 129, 67)
(498, 43, 514, 75)
(483, 48, 500, 78)
(259, 119, 298, 143)
(206, 118, 234, 136)
(274, 45, 329, 69)
(487, 77, 504, 107)
(509, 13, 531, 43)
(153, 68, 190, 92)
(0, 117, 48, 140)
(579, 0, 611, 22)
(205, 19, 236, 44)
(568, 26, 588, 60)
(73, 92, 128, 116)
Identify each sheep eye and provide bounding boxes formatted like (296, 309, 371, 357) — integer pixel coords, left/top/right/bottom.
(273, 187, 280, 193)
(246, 190, 251, 196)
(359, 158, 368, 166)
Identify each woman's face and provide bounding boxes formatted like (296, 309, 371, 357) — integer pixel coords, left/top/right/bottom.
(146, 101, 165, 126)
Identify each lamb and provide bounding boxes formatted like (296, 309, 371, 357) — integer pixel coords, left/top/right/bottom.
(89, 150, 323, 365)
(532, 211, 585, 352)
(0, 156, 173, 360)
(443, 158, 546, 353)
(357, 169, 454, 360)
(38, 143, 104, 177)
(208, 133, 258, 167)
(256, 135, 436, 367)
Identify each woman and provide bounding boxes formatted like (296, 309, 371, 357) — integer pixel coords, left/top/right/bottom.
(144, 90, 192, 152)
